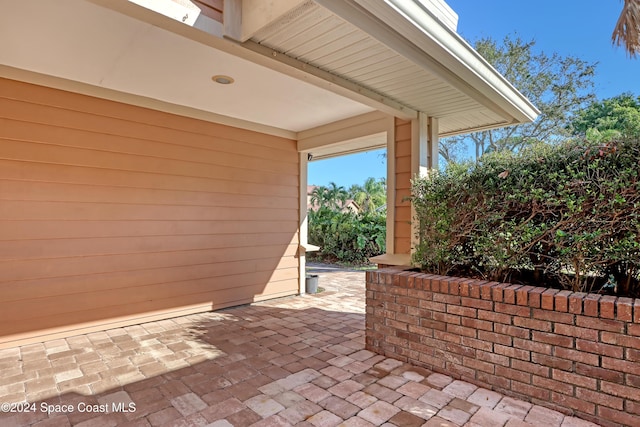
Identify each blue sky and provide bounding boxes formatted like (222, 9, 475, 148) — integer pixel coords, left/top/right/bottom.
(308, 0, 640, 188)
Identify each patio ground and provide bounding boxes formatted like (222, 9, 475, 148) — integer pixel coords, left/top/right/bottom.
(0, 265, 601, 427)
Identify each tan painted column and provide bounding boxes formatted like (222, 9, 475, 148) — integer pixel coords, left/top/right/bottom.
(392, 113, 438, 258)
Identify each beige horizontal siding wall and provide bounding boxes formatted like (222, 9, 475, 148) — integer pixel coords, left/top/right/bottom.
(0, 77, 299, 347)
(394, 118, 412, 254)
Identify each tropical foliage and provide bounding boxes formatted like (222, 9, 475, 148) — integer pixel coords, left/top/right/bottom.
(570, 93, 640, 141)
(412, 139, 640, 297)
(308, 178, 386, 264)
(612, 0, 640, 57)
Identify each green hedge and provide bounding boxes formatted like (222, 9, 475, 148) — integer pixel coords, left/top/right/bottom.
(308, 208, 385, 264)
(412, 140, 640, 297)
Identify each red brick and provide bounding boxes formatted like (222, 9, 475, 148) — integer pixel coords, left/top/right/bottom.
(443, 361, 474, 379)
(512, 359, 550, 377)
(531, 331, 573, 348)
(407, 289, 433, 300)
(600, 295, 617, 319)
(460, 336, 493, 352)
(494, 303, 530, 317)
(504, 285, 521, 304)
(531, 353, 573, 371)
(480, 282, 499, 300)
(458, 280, 470, 297)
(396, 296, 420, 308)
(583, 294, 601, 317)
(446, 305, 476, 318)
(396, 313, 420, 326)
(528, 287, 545, 308)
(433, 330, 462, 344)
(477, 370, 510, 389)
(630, 324, 640, 336)
(513, 338, 552, 355)
(616, 297, 634, 322)
(552, 368, 597, 390)
(516, 286, 534, 306)
(554, 290, 573, 312)
(495, 365, 531, 383)
(576, 339, 623, 358)
(635, 299, 640, 323)
(446, 324, 477, 338)
(491, 283, 507, 302)
(449, 279, 463, 295)
(598, 406, 640, 426)
(467, 281, 485, 298)
(568, 292, 586, 314)
(550, 391, 596, 415)
(513, 317, 552, 332)
(420, 319, 446, 331)
(627, 373, 640, 388)
(576, 388, 624, 410)
(433, 312, 461, 325)
(477, 349, 509, 367)
(576, 316, 625, 333)
(601, 331, 640, 350)
(461, 297, 493, 310)
(433, 293, 461, 305)
(463, 356, 495, 374)
(602, 357, 640, 375)
(514, 286, 534, 307)
(461, 317, 493, 332)
(532, 309, 574, 325)
(386, 319, 408, 331)
(420, 300, 445, 312)
(477, 309, 511, 324)
(532, 374, 573, 395)
(555, 347, 599, 366)
(494, 344, 530, 361)
(541, 289, 559, 310)
(601, 380, 640, 401)
(554, 324, 598, 340)
(494, 324, 529, 339)
(628, 348, 640, 362)
(626, 400, 640, 415)
(512, 380, 550, 400)
(478, 331, 512, 346)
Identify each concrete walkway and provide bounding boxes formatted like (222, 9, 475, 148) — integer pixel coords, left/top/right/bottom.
(0, 266, 600, 427)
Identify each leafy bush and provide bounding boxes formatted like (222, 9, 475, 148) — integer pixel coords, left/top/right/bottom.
(412, 139, 640, 297)
(308, 207, 386, 264)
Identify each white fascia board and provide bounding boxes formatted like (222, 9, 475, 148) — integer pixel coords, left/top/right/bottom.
(374, 0, 540, 122)
(317, 0, 539, 124)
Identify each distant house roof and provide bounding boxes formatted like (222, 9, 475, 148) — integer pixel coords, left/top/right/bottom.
(307, 185, 360, 213)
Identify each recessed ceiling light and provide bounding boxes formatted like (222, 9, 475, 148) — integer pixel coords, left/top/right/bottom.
(212, 75, 234, 85)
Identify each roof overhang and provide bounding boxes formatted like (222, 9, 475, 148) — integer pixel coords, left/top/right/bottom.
(0, 0, 538, 148)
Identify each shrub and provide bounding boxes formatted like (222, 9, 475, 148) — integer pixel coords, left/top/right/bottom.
(412, 139, 640, 297)
(308, 207, 385, 264)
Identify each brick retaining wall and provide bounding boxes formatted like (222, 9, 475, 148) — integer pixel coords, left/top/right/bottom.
(365, 269, 640, 427)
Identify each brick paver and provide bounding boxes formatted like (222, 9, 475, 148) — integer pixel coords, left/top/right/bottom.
(0, 265, 602, 426)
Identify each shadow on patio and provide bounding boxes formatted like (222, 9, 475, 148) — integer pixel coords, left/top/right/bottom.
(0, 269, 600, 427)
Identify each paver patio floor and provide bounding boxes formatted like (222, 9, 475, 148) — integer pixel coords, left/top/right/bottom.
(0, 266, 601, 427)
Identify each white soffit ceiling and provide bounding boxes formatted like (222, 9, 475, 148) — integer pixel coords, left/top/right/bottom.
(0, 0, 374, 133)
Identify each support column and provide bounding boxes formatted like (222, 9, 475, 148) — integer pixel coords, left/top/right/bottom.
(298, 151, 308, 295)
(410, 114, 438, 253)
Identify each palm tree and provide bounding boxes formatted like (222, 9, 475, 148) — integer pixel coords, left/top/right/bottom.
(613, 0, 640, 57)
(350, 178, 386, 213)
(310, 182, 348, 211)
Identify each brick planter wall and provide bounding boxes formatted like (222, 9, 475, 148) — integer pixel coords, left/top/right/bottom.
(365, 269, 640, 427)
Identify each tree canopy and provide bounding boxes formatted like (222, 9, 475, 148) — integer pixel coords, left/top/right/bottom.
(440, 35, 596, 163)
(570, 93, 640, 141)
